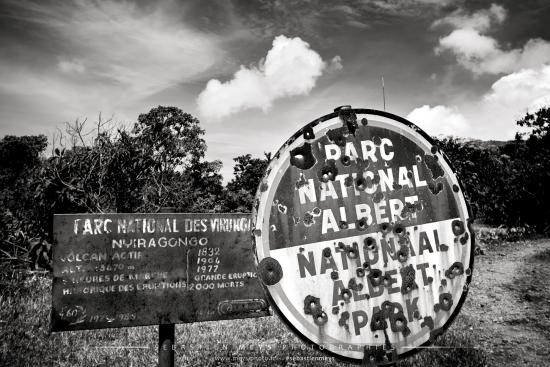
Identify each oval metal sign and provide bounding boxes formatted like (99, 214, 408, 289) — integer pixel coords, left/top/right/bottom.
(252, 107, 474, 364)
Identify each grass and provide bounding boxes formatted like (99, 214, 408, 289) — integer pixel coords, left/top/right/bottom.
(533, 248, 550, 262)
(0, 265, 489, 367)
(397, 318, 487, 367)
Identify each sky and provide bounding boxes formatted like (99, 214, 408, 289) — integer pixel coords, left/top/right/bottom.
(1, 0, 550, 181)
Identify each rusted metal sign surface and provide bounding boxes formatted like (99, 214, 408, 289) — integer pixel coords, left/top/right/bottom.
(51, 213, 269, 331)
(253, 107, 474, 364)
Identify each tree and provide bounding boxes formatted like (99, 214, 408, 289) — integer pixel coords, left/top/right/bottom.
(1, 106, 224, 269)
(504, 107, 550, 230)
(436, 137, 508, 223)
(36, 106, 212, 215)
(437, 107, 550, 231)
(172, 157, 225, 213)
(132, 106, 207, 211)
(516, 106, 550, 142)
(224, 153, 271, 212)
(0, 135, 47, 185)
(0, 135, 48, 268)
(133, 106, 205, 172)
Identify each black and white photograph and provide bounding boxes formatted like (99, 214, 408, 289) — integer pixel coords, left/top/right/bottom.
(1, 1, 549, 366)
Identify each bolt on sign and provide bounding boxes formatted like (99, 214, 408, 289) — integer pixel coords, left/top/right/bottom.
(51, 213, 269, 331)
(253, 107, 474, 364)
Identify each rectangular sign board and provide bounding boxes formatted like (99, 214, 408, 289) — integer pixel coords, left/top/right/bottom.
(51, 213, 269, 331)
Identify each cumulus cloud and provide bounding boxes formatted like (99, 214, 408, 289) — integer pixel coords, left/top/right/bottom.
(485, 65, 550, 104)
(406, 105, 468, 137)
(475, 65, 550, 137)
(328, 56, 343, 72)
(407, 65, 550, 139)
(484, 65, 550, 116)
(422, 4, 550, 138)
(529, 96, 550, 113)
(197, 35, 338, 120)
(434, 5, 550, 75)
(433, 4, 506, 32)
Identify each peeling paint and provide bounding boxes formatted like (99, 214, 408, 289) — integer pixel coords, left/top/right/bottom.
(318, 160, 338, 182)
(303, 126, 315, 140)
(460, 231, 470, 245)
(348, 278, 363, 291)
(290, 143, 316, 170)
(370, 309, 388, 331)
(397, 245, 409, 263)
(341, 288, 352, 302)
(344, 175, 354, 187)
(451, 219, 465, 236)
(303, 295, 321, 315)
(339, 311, 350, 330)
(393, 223, 406, 237)
(379, 222, 392, 235)
(390, 312, 410, 336)
(438, 293, 453, 311)
(303, 212, 315, 227)
(373, 192, 384, 203)
(368, 269, 383, 287)
(340, 155, 351, 166)
(295, 174, 308, 189)
(337, 106, 358, 136)
(356, 176, 367, 190)
(363, 261, 371, 272)
(364, 237, 377, 251)
(400, 264, 417, 294)
(429, 328, 444, 342)
(327, 128, 347, 146)
(258, 257, 283, 286)
(424, 154, 444, 179)
(314, 311, 328, 326)
(427, 180, 444, 195)
(421, 316, 434, 330)
(445, 262, 465, 279)
(356, 218, 368, 231)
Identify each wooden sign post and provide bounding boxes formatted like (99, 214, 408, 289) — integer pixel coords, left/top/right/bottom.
(252, 106, 474, 365)
(159, 322, 174, 367)
(158, 208, 175, 367)
(51, 212, 269, 365)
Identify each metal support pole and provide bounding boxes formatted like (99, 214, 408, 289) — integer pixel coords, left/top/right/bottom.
(159, 207, 176, 367)
(158, 323, 175, 367)
(381, 76, 386, 111)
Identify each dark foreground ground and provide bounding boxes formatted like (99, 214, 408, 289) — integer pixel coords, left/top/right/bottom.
(1, 237, 549, 367)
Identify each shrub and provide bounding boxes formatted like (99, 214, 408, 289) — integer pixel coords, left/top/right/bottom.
(436, 106, 550, 233)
